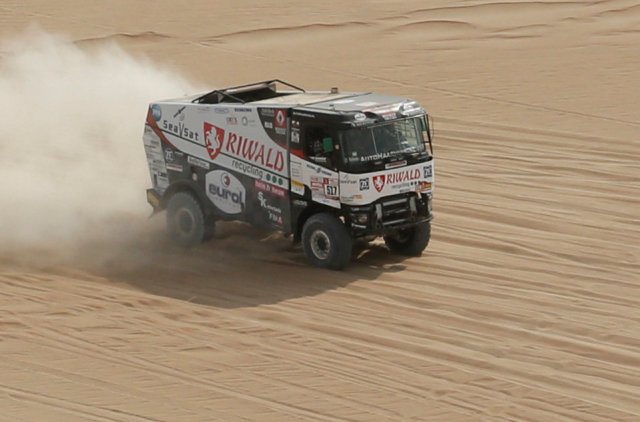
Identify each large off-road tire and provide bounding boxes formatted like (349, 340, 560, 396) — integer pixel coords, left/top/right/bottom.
(202, 216, 216, 242)
(384, 221, 431, 256)
(166, 192, 209, 248)
(302, 213, 353, 270)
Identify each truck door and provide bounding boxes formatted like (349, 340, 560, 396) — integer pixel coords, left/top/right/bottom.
(290, 115, 341, 209)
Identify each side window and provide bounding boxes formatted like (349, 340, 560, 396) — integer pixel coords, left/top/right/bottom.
(303, 125, 336, 169)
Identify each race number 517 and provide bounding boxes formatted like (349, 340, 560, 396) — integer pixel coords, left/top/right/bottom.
(324, 183, 338, 198)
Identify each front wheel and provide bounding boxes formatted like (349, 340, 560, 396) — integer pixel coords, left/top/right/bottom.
(384, 221, 431, 256)
(302, 213, 353, 270)
(166, 192, 209, 248)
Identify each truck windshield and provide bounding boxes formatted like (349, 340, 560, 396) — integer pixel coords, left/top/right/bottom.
(339, 117, 429, 170)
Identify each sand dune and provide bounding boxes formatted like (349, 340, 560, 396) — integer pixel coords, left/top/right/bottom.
(1, 0, 639, 420)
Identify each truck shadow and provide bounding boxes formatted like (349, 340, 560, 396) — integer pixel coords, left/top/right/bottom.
(92, 221, 412, 309)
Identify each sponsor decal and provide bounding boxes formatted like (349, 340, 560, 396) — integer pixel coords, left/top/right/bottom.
(260, 108, 275, 117)
(166, 163, 183, 172)
(226, 117, 238, 125)
(360, 152, 392, 162)
(324, 183, 338, 199)
(387, 168, 421, 184)
(162, 120, 199, 141)
(340, 172, 356, 184)
(366, 167, 425, 194)
(291, 111, 315, 118)
(293, 199, 307, 207)
(359, 178, 370, 191)
(291, 130, 300, 144)
(264, 172, 285, 186)
(419, 181, 432, 192)
(264, 121, 273, 129)
(373, 175, 385, 192)
(305, 162, 332, 176)
(255, 180, 286, 198)
(234, 107, 252, 113)
(354, 112, 366, 121)
(241, 116, 257, 126)
(203, 122, 285, 172)
(151, 104, 162, 121)
(230, 159, 286, 187)
(275, 109, 286, 128)
(257, 191, 283, 225)
(232, 159, 263, 179)
(387, 168, 420, 184)
(292, 199, 309, 207)
(164, 149, 174, 162)
(204, 122, 224, 160)
(424, 165, 433, 178)
(187, 155, 210, 170)
(291, 180, 305, 195)
(173, 106, 186, 120)
(310, 176, 324, 190)
(291, 161, 302, 178)
(385, 160, 407, 169)
(214, 107, 230, 114)
(144, 134, 161, 147)
(311, 176, 338, 199)
(205, 170, 245, 214)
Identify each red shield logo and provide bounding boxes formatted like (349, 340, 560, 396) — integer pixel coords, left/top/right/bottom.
(204, 122, 225, 160)
(373, 175, 385, 192)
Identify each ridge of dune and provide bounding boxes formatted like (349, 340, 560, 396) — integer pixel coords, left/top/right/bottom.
(74, 31, 173, 45)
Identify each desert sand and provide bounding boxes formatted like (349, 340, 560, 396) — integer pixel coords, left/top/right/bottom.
(1, 0, 639, 420)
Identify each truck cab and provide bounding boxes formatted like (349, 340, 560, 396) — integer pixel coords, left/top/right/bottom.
(143, 80, 434, 270)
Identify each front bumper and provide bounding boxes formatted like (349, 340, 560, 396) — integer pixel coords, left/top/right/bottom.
(146, 188, 161, 211)
(347, 192, 433, 236)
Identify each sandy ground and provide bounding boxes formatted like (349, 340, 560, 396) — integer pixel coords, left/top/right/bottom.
(1, 0, 640, 420)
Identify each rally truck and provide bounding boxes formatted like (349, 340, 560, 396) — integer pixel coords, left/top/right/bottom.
(143, 80, 434, 270)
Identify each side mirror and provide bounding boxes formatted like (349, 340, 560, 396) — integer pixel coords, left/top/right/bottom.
(322, 136, 334, 153)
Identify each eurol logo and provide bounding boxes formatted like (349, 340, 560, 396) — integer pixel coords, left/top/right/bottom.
(204, 122, 225, 160)
(206, 170, 246, 214)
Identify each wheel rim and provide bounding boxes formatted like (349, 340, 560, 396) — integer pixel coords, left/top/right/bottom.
(310, 230, 331, 260)
(176, 209, 195, 235)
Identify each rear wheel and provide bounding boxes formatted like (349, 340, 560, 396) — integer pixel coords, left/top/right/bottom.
(302, 213, 353, 270)
(384, 221, 431, 256)
(166, 192, 209, 247)
(202, 216, 216, 241)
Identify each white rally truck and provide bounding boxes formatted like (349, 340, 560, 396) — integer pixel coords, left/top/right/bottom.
(143, 80, 434, 270)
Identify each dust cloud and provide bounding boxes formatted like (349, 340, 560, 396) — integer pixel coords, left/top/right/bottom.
(0, 27, 195, 254)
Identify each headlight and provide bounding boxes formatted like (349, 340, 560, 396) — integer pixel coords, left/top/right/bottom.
(352, 213, 369, 225)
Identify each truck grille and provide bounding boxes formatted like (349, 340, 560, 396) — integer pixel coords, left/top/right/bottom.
(348, 193, 430, 235)
(378, 195, 415, 227)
